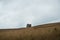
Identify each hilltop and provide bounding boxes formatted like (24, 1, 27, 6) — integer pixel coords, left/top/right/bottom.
(0, 22, 60, 40)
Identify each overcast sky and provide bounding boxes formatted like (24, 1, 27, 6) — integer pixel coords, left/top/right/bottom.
(0, 0, 60, 29)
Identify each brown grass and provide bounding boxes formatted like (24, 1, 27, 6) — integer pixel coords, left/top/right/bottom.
(0, 22, 60, 40)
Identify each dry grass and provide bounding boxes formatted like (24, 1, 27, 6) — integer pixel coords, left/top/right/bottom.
(0, 22, 60, 40)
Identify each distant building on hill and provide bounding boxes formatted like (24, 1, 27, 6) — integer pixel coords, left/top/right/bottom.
(26, 24, 31, 28)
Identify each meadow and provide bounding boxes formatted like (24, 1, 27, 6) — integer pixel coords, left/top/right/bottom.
(0, 22, 60, 40)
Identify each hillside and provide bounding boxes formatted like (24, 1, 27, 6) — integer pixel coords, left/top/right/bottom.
(0, 22, 60, 40)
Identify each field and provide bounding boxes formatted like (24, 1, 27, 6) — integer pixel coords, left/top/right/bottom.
(0, 22, 60, 40)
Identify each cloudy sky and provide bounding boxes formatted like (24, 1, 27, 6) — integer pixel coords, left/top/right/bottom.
(0, 0, 60, 29)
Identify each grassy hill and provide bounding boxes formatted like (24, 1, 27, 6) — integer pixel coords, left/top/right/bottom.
(0, 22, 60, 40)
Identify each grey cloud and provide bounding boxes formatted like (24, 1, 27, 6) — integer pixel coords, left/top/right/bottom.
(0, 0, 59, 29)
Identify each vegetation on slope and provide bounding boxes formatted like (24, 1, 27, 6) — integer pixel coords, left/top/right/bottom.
(0, 22, 60, 40)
